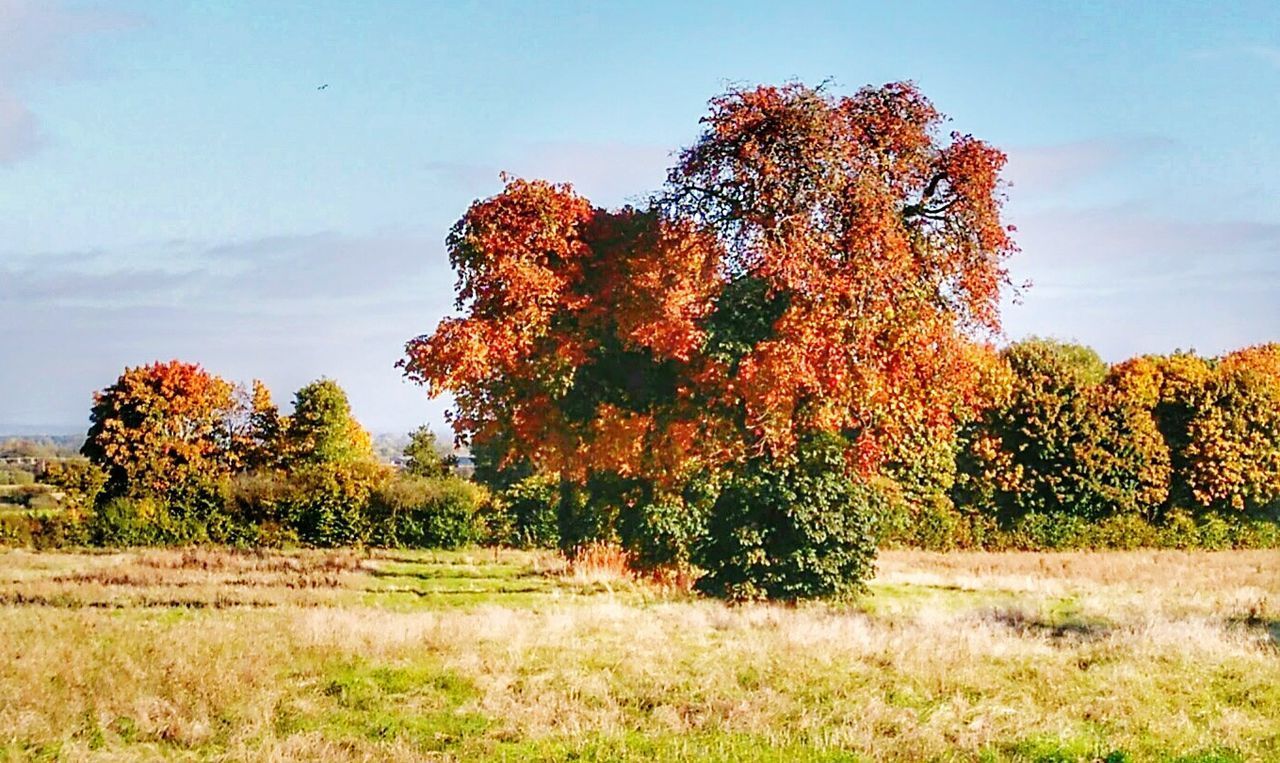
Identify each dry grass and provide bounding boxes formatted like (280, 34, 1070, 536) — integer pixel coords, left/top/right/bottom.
(0, 547, 1276, 761)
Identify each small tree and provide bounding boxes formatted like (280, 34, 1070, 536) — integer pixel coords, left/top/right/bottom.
(1183, 345, 1280, 512)
(954, 339, 1170, 523)
(283, 379, 374, 466)
(402, 425, 455, 478)
(694, 433, 878, 601)
(240, 379, 284, 469)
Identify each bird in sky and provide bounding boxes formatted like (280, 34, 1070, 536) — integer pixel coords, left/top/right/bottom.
(317, 84, 329, 90)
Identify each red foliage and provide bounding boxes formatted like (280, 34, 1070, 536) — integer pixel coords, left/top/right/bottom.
(405, 82, 1017, 486)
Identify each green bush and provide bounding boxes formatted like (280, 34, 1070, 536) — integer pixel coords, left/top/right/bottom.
(1234, 518, 1280, 549)
(368, 474, 487, 549)
(694, 433, 877, 601)
(1157, 509, 1200, 549)
(909, 496, 971, 551)
(1008, 513, 1090, 550)
(485, 474, 560, 548)
(0, 509, 89, 549)
(619, 488, 715, 573)
(1196, 513, 1234, 550)
(0, 469, 35, 486)
(89, 496, 171, 546)
(281, 462, 386, 547)
(1082, 514, 1160, 550)
(224, 469, 297, 529)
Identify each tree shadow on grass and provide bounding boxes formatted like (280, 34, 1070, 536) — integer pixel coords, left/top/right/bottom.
(980, 606, 1116, 642)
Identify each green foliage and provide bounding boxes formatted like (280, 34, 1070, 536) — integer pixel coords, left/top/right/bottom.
(1082, 513, 1160, 550)
(1007, 512, 1091, 550)
(281, 462, 386, 547)
(368, 473, 487, 549)
(0, 469, 35, 486)
(618, 476, 718, 572)
(0, 509, 89, 549)
(485, 474, 560, 548)
(89, 496, 174, 546)
(39, 460, 106, 513)
(694, 433, 878, 601)
(284, 379, 375, 467)
(555, 475, 617, 555)
(34, 343, 1280, 559)
(402, 426, 455, 478)
(703, 274, 789, 370)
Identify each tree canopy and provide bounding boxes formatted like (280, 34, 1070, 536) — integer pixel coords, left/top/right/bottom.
(403, 82, 1016, 489)
(82, 360, 241, 499)
(403, 81, 1019, 596)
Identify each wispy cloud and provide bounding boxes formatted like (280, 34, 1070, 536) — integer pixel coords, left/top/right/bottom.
(1004, 136, 1175, 197)
(1189, 43, 1280, 70)
(1239, 44, 1280, 68)
(1004, 202, 1280, 359)
(0, 229, 453, 431)
(1, 230, 451, 310)
(0, 0, 134, 164)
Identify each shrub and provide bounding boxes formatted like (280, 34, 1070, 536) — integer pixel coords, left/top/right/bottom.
(89, 496, 170, 546)
(619, 491, 713, 573)
(870, 481, 976, 551)
(281, 462, 387, 547)
(1196, 513, 1233, 550)
(224, 469, 297, 529)
(368, 474, 487, 549)
(0, 469, 35, 486)
(909, 495, 971, 551)
(1008, 512, 1090, 550)
(485, 474, 560, 548)
(1158, 509, 1200, 549)
(1083, 514, 1160, 550)
(694, 433, 877, 601)
(0, 509, 89, 549)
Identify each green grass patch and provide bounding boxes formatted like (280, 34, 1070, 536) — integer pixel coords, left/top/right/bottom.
(275, 658, 490, 753)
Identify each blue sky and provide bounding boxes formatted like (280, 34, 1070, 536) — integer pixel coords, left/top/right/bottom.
(1, 0, 1278, 434)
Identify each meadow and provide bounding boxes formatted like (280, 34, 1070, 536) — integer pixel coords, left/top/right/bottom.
(0, 547, 1276, 761)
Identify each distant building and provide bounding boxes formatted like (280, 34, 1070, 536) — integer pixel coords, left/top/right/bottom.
(383, 447, 474, 478)
(452, 448, 475, 478)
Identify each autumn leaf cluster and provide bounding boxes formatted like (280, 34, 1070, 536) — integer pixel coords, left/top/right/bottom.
(403, 82, 1017, 490)
(955, 340, 1280, 524)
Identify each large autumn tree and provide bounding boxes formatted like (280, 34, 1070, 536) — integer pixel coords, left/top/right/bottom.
(404, 82, 1017, 597)
(401, 180, 725, 559)
(662, 82, 1014, 469)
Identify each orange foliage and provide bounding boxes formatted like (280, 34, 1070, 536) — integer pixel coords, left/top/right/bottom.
(665, 82, 1016, 469)
(405, 82, 1017, 487)
(83, 360, 241, 497)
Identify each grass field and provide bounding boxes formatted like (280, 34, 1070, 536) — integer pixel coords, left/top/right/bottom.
(0, 547, 1276, 761)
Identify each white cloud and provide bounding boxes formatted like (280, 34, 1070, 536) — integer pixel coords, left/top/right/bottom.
(0, 230, 455, 433)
